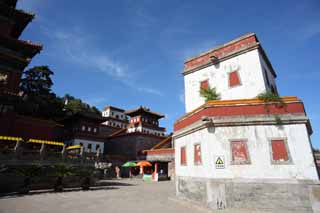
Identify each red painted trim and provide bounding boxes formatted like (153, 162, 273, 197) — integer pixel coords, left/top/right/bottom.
(184, 35, 257, 71)
(145, 149, 175, 155)
(174, 102, 305, 131)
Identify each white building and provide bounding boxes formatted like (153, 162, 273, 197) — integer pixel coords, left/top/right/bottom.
(125, 106, 166, 137)
(173, 33, 319, 212)
(184, 33, 277, 113)
(102, 106, 128, 129)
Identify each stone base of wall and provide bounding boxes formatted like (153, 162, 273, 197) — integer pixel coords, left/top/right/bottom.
(176, 176, 320, 212)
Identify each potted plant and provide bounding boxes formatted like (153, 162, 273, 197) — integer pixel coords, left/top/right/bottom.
(76, 167, 95, 190)
(16, 164, 41, 194)
(51, 164, 73, 192)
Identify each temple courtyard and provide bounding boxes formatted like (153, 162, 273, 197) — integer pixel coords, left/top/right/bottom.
(0, 179, 268, 213)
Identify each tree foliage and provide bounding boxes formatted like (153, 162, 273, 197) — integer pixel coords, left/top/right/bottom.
(17, 66, 101, 120)
(63, 94, 101, 115)
(199, 87, 220, 102)
(17, 66, 64, 119)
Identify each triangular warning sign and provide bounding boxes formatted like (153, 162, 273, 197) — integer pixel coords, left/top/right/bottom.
(216, 157, 224, 165)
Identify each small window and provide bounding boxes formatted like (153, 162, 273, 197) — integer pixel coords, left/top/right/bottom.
(231, 140, 250, 164)
(82, 126, 86, 131)
(194, 144, 202, 165)
(181, 146, 187, 165)
(96, 144, 100, 150)
(270, 139, 290, 163)
(93, 128, 97, 133)
(88, 144, 92, 149)
(116, 115, 119, 119)
(88, 127, 91, 132)
(200, 80, 209, 90)
(229, 71, 241, 87)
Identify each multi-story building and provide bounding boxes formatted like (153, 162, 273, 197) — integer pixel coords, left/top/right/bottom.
(102, 106, 128, 129)
(63, 112, 107, 153)
(173, 33, 319, 212)
(105, 106, 167, 162)
(126, 106, 166, 137)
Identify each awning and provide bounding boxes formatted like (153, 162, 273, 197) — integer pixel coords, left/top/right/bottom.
(27, 139, 64, 146)
(0, 136, 23, 141)
(66, 145, 81, 150)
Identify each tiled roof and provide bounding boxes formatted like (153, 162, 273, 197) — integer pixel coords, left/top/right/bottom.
(125, 106, 165, 118)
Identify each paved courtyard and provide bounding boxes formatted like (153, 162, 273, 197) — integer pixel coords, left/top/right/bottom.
(0, 179, 267, 213)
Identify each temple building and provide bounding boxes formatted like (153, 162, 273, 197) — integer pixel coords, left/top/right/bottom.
(63, 112, 107, 154)
(0, 0, 42, 115)
(102, 106, 128, 129)
(173, 33, 319, 212)
(105, 106, 167, 162)
(126, 106, 166, 137)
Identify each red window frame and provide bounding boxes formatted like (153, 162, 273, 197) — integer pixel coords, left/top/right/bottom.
(271, 139, 289, 162)
(231, 140, 250, 164)
(194, 144, 202, 165)
(180, 146, 187, 165)
(229, 71, 241, 87)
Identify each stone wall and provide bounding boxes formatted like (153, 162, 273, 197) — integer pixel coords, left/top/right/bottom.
(105, 133, 163, 160)
(176, 176, 320, 212)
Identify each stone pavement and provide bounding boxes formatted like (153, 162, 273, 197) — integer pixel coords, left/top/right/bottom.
(0, 179, 269, 213)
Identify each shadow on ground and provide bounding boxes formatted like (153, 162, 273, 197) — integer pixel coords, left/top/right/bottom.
(0, 180, 137, 199)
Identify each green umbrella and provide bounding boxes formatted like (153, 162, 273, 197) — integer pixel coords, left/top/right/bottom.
(122, 161, 137, 167)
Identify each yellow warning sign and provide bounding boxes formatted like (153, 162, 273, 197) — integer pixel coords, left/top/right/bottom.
(215, 156, 225, 169)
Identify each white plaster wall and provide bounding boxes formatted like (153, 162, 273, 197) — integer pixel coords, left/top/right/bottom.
(102, 109, 126, 121)
(127, 126, 165, 136)
(184, 49, 268, 112)
(103, 120, 126, 128)
(174, 124, 318, 181)
(68, 139, 105, 153)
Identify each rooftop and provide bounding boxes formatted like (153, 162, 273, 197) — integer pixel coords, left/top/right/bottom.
(103, 105, 125, 112)
(183, 33, 276, 77)
(125, 106, 165, 119)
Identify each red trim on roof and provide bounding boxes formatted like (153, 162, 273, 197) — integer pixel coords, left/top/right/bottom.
(184, 34, 257, 72)
(174, 100, 305, 132)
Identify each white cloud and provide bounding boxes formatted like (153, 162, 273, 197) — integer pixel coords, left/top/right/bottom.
(41, 27, 162, 96)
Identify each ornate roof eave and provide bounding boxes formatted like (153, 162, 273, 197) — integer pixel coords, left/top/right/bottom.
(124, 106, 165, 119)
(0, 2, 35, 38)
(0, 35, 42, 58)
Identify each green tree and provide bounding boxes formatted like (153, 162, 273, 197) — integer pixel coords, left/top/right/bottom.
(18, 66, 65, 119)
(200, 87, 220, 102)
(63, 94, 101, 115)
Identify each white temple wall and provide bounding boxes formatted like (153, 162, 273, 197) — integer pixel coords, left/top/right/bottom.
(184, 49, 268, 112)
(174, 124, 318, 181)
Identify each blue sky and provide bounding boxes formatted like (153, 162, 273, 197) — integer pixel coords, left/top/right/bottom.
(17, 0, 320, 147)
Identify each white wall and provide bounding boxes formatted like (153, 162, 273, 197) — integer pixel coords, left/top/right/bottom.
(102, 108, 127, 121)
(174, 124, 318, 181)
(67, 139, 104, 153)
(103, 120, 127, 128)
(127, 125, 165, 136)
(184, 49, 268, 112)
